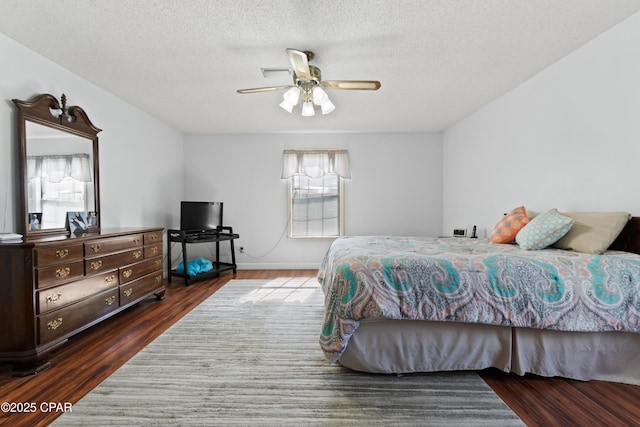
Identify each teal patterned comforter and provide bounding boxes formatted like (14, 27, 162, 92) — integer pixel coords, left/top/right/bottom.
(318, 236, 640, 363)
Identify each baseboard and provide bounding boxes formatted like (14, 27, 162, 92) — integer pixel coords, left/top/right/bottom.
(236, 262, 320, 270)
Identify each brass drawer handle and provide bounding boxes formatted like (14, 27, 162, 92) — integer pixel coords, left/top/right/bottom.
(133, 250, 142, 259)
(154, 259, 162, 267)
(155, 275, 162, 283)
(150, 247, 158, 255)
(90, 244, 101, 253)
(46, 291, 63, 303)
(123, 288, 133, 297)
(105, 274, 117, 284)
(55, 249, 69, 259)
(47, 317, 63, 330)
(55, 267, 70, 279)
(122, 269, 133, 278)
(90, 260, 103, 270)
(149, 234, 158, 241)
(133, 237, 141, 244)
(105, 295, 116, 305)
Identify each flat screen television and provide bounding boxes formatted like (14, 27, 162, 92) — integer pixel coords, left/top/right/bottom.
(180, 201, 223, 232)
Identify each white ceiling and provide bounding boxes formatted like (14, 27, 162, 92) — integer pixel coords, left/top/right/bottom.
(2, 1, 640, 134)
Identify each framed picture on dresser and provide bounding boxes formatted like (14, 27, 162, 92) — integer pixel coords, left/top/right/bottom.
(28, 212, 42, 230)
(66, 211, 89, 235)
(87, 211, 99, 229)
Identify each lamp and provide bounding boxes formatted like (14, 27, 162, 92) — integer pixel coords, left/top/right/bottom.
(320, 100, 335, 115)
(301, 100, 315, 116)
(279, 87, 300, 113)
(313, 87, 335, 114)
(279, 83, 335, 116)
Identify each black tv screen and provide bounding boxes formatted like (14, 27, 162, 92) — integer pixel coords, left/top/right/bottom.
(180, 201, 223, 232)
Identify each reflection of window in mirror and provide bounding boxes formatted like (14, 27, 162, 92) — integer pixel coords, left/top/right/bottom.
(26, 153, 94, 229)
(25, 122, 96, 230)
(40, 178, 88, 228)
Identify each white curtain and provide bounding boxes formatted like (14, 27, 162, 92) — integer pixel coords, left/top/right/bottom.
(281, 149, 351, 179)
(27, 154, 92, 183)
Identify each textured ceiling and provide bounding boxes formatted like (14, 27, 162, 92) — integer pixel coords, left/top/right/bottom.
(2, 0, 640, 134)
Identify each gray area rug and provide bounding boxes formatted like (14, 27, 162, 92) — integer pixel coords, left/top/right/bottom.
(53, 278, 524, 426)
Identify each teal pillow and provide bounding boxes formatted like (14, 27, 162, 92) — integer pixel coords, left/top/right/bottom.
(516, 209, 574, 250)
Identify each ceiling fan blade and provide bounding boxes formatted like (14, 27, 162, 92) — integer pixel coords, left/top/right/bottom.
(286, 48, 311, 79)
(237, 86, 289, 94)
(323, 80, 381, 90)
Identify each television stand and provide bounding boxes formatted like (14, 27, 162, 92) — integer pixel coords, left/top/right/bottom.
(167, 227, 239, 285)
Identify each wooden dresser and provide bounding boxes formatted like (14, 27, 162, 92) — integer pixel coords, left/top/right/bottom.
(0, 227, 165, 376)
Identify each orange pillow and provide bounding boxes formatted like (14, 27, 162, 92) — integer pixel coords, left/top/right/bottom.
(490, 206, 530, 244)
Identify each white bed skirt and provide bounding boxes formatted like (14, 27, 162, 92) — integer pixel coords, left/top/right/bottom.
(338, 319, 640, 385)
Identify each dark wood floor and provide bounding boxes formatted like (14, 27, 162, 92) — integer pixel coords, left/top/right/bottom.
(1, 270, 638, 426)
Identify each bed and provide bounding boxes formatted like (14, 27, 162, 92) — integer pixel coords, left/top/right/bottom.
(318, 214, 640, 385)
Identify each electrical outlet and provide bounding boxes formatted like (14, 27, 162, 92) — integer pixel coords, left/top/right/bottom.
(239, 247, 245, 253)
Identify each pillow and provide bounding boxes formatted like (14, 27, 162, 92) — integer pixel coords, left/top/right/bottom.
(516, 209, 574, 250)
(490, 206, 530, 244)
(552, 211, 631, 254)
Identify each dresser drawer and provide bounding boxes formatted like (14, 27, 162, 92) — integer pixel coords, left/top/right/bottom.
(120, 271, 163, 306)
(144, 231, 163, 245)
(38, 287, 119, 345)
(86, 248, 144, 274)
(34, 243, 83, 267)
(144, 242, 162, 259)
(84, 234, 143, 256)
(37, 270, 119, 314)
(120, 256, 163, 284)
(36, 260, 85, 289)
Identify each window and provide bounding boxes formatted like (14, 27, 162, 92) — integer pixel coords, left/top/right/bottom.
(281, 149, 350, 239)
(290, 173, 343, 238)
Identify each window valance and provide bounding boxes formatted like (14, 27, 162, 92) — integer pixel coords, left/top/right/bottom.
(27, 154, 92, 183)
(281, 149, 351, 179)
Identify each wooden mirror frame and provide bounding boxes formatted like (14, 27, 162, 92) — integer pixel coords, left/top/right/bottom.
(12, 94, 102, 237)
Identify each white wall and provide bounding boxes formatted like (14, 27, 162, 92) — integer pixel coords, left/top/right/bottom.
(0, 33, 184, 235)
(182, 132, 442, 269)
(442, 11, 640, 237)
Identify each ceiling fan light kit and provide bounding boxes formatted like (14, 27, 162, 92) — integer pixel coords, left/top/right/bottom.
(285, 84, 334, 117)
(237, 49, 381, 117)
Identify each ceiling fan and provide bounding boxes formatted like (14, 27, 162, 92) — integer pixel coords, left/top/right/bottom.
(237, 48, 381, 116)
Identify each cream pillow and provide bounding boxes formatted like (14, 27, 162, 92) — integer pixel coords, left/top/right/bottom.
(552, 212, 630, 254)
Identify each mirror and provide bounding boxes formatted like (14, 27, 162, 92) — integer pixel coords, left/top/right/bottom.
(13, 94, 101, 237)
